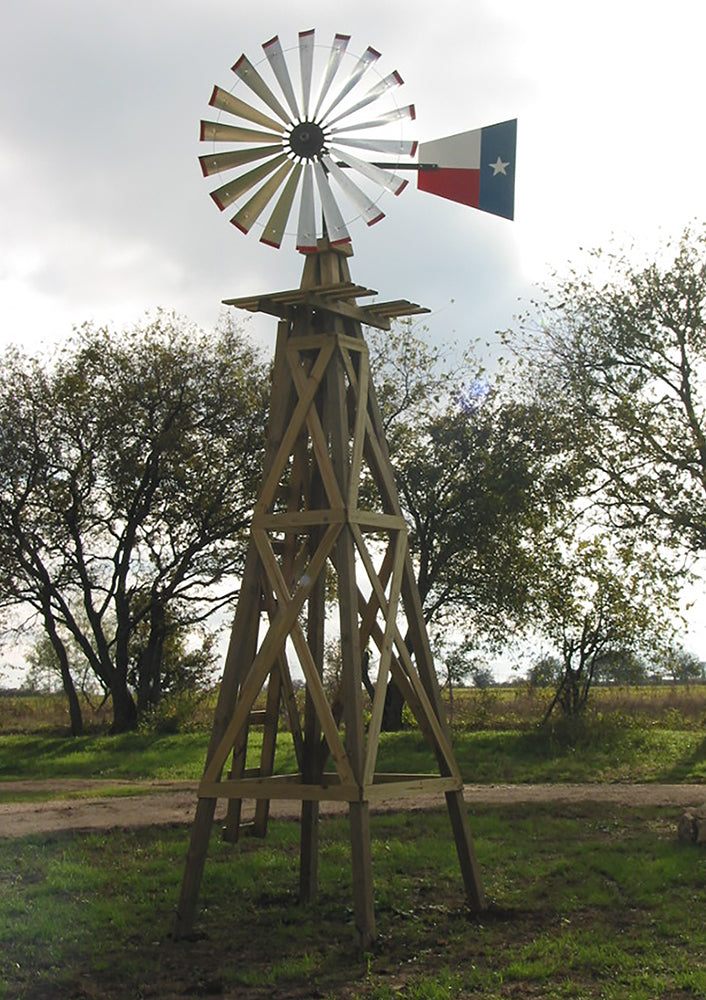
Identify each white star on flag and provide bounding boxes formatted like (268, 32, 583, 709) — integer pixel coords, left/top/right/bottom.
(489, 156, 509, 176)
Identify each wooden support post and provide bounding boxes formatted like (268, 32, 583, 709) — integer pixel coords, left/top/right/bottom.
(221, 725, 248, 843)
(173, 537, 264, 936)
(174, 319, 294, 936)
(327, 344, 375, 947)
(363, 369, 487, 913)
(299, 425, 327, 903)
(251, 663, 282, 837)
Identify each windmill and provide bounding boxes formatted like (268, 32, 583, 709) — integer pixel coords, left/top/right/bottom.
(176, 30, 516, 948)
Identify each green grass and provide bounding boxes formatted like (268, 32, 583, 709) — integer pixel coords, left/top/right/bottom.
(2, 721, 705, 797)
(2, 687, 706, 998)
(1, 803, 704, 999)
(0, 731, 211, 782)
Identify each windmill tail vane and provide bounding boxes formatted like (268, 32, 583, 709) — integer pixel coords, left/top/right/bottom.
(416, 119, 516, 220)
(199, 29, 517, 251)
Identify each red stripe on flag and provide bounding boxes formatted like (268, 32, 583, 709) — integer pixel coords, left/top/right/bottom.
(417, 167, 480, 208)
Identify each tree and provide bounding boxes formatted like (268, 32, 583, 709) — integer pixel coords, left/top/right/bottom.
(393, 392, 579, 639)
(366, 323, 584, 727)
(527, 655, 562, 689)
(514, 225, 706, 558)
(24, 634, 64, 695)
(593, 648, 649, 686)
(434, 641, 477, 724)
(0, 312, 268, 732)
(660, 646, 705, 684)
(535, 536, 678, 721)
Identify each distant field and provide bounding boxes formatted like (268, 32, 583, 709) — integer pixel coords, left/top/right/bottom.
(0, 684, 705, 798)
(2, 682, 706, 735)
(453, 681, 706, 728)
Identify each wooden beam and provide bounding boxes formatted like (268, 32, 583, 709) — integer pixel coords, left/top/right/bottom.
(257, 337, 336, 513)
(252, 509, 346, 530)
(326, 345, 375, 948)
(174, 318, 294, 938)
(200, 776, 359, 802)
(199, 773, 461, 803)
(363, 528, 406, 787)
(362, 355, 487, 913)
(201, 521, 341, 787)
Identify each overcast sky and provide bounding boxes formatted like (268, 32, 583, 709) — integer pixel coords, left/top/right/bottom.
(4, 0, 706, 353)
(3, 0, 706, 662)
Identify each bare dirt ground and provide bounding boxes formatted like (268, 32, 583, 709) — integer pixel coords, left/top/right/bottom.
(1, 780, 704, 838)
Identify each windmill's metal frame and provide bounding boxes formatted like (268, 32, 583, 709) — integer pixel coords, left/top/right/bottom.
(176, 30, 515, 948)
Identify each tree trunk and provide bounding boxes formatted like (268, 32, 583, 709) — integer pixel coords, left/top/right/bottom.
(44, 616, 83, 736)
(110, 675, 138, 732)
(58, 658, 84, 736)
(38, 598, 83, 735)
(361, 643, 405, 731)
(381, 678, 405, 731)
(136, 599, 167, 714)
(111, 588, 138, 732)
(447, 668, 455, 726)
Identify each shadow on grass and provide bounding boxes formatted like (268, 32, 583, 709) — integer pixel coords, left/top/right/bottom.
(0, 732, 208, 781)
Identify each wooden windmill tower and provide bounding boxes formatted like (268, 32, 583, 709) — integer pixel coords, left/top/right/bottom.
(175, 30, 516, 948)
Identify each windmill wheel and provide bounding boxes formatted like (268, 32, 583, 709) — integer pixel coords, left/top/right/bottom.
(199, 30, 417, 252)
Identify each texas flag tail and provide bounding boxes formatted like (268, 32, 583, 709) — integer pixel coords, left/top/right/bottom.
(416, 119, 516, 220)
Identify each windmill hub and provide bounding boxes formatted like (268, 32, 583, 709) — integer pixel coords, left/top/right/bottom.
(289, 121, 326, 160)
(198, 31, 419, 249)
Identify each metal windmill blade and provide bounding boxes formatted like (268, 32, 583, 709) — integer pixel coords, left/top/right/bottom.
(199, 30, 415, 251)
(199, 31, 518, 252)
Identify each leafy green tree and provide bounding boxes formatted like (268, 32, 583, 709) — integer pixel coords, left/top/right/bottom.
(514, 225, 706, 557)
(593, 648, 649, 686)
(433, 641, 476, 724)
(0, 312, 268, 732)
(536, 536, 678, 720)
(367, 323, 584, 727)
(527, 655, 562, 689)
(24, 634, 63, 695)
(392, 392, 578, 639)
(504, 227, 706, 716)
(659, 646, 705, 684)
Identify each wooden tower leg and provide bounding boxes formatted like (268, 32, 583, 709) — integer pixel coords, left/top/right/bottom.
(299, 515, 326, 902)
(297, 339, 328, 903)
(174, 319, 296, 938)
(174, 538, 264, 937)
(365, 385, 486, 912)
(250, 662, 282, 838)
(328, 347, 375, 947)
(299, 799, 320, 904)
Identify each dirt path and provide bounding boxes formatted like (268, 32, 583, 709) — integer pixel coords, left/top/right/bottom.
(1, 780, 704, 838)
